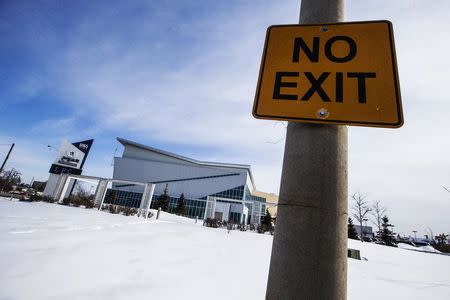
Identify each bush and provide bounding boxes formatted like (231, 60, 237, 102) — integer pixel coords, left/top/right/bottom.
(120, 206, 138, 216)
(83, 199, 94, 209)
(42, 196, 56, 203)
(61, 195, 95, 208)
(108, 204, 119, 214)
(28, 194, 41, 202)
(71, 197, 82, 207)
(257, 223, 274, 235)
(102, 204, 139, 216)
(27, 194, 56, 203)
(239, 224, 248, 231)
(203, 218, 219, 228)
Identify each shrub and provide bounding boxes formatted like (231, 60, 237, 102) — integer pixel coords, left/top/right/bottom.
(203, 218, 219, 228)
(108, 204, 119, 214)
(239, 224, 248, 231)
(63, 195, 95, 208)
(71, 197, 82, 207)
(27, 194, 56, 203)
(83, 199, 94, 209)
(28, 194, 41, 202)
(42, 196, 56, 203)
(120, 206, 138, 216)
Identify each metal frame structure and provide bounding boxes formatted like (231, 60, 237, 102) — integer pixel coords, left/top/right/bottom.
(204, 196, 273, 225)
(51, 174, 155, 218)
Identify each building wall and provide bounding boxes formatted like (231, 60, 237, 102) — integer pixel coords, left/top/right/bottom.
(123, 144, 197, 166)
(113, 156, 248, 199)
(354, 225, 374, 238)
(252, 190, 278, 217)
(112, 139, 266, 222)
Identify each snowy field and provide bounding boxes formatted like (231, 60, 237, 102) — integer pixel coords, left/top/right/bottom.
(0, 198, 449, 300)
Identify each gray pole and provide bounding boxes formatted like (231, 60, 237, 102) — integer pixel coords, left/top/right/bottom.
(265, 1, 347, 299)
(0, 143, 15, 175)
(157, 207, 161, 219)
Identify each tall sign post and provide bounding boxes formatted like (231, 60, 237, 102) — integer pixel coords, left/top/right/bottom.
(256, 0, 403, 299)
(43, 139, 94, 197)
(264, 1, 348, 297)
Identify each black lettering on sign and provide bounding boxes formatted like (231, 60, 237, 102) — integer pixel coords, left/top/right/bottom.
(347, 72, 376, 103)
(292, 37, 319, 62)
(324, 36, 357, 63)
(273, 72, 299, 100)
(335, 72, 344, 102)
(271, 71, 377, 103)
(301, 72, 331, 102)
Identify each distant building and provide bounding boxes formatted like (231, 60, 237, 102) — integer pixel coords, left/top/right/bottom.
(354, 225, 374, 239)
(252, 190, 278, 218)
(110, 137, 273, 224)
(31, 181, 47, 192)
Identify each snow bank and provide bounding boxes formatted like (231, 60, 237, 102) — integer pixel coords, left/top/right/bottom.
(1, 198, 449, 300)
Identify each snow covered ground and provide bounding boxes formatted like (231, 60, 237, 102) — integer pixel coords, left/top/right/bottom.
(0, 198, 449, 300)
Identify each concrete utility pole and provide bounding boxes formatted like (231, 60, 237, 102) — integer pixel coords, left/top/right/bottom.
(0, 143, 15, 175)
(265, 1, 347, 299)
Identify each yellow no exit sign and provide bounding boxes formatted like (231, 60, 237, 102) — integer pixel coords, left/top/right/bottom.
(253, 21, 403, 128)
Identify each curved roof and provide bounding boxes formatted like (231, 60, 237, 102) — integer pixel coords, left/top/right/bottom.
(116, 137, 256, 189)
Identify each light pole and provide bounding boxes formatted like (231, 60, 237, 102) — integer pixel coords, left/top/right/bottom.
(0, 143, 15, 175)
(363, 218, 369, 240)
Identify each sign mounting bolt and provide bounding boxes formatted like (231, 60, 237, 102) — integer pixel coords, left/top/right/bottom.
(317, 108, 329, 119)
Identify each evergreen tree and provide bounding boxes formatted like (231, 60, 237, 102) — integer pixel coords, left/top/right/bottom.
(158, 184, 169, 211)
(348, 218, 359, 240)
(261, 209, 272, 232)
(379, 215, 396, 246)
(435, 233, 449, 245)
(176, 193, 186, 215)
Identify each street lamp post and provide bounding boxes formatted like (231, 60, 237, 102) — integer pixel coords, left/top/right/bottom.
(363, 218, 369, 240)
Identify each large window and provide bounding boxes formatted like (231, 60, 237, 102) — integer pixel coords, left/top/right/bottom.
(104, 189, 142, 207)
(205, 185, 245, 200)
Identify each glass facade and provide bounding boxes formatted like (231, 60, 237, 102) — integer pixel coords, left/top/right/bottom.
(201, 185, 245, 200)
(245, 185, 265, 202)
(104, 189, 207, 219)
(104, 189, 143, 208)
(103, 183, 267, 222)
(228, 211, 241, 224)
(159, 195, 206, 219)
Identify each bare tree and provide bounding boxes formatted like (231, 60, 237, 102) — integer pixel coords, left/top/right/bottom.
(425, 227, 435, 245)
(0, 168, 22, 192)
(351, 193, 371, 242)
(370, 200, 387, 235)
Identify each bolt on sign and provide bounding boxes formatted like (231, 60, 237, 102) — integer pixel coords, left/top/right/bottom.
(253, 21, 403, 128)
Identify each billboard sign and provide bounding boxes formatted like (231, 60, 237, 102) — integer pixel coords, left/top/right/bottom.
(49, 139, 93, 175)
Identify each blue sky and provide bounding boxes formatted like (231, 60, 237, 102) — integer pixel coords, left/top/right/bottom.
(1, 0, 450, 235)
